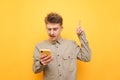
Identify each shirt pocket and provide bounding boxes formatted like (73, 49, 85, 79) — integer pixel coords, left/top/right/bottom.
(62, 54, 76, 72)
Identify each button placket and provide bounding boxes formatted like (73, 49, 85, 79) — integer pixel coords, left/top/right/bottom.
(55, 42, 62, 80)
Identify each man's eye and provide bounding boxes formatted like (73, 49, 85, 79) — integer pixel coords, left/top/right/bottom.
(48, 28, 51, 31)
(53, 28, 58, 31)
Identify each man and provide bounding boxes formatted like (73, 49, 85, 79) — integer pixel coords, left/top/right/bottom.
(33, 12, 91, 80)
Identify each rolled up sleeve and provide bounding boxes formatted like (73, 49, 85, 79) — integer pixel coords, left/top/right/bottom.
(33, 46, 45, 73)
(75, 31, 91, 62)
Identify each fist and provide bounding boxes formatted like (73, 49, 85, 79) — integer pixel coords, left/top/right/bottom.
(76, 22, 84, 35)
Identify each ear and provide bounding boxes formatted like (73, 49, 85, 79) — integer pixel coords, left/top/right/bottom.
(61, 26, 63, 29)
(60, 26, 63, 32)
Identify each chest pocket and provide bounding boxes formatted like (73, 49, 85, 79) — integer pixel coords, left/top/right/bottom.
(62, 53, 76, 72)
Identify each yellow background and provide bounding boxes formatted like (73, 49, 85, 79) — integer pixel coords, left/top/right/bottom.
(0, 0, 120, 80)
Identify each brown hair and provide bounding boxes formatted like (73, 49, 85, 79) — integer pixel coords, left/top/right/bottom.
(45, 12, 63, 25)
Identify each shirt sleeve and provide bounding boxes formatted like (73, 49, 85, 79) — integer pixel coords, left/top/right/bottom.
(75, 31, 91, 62)
(32, 46, 45, 73)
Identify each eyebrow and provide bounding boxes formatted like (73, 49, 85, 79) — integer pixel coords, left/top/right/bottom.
(47, 27, 58, 29)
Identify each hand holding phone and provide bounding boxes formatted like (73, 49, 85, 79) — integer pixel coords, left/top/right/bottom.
(39, 49, 53, 65)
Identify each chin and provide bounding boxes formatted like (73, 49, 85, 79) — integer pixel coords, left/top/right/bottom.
(51, 39, 56, 42)
(50, 38, 55, 41)
(49, 37, 57, 41)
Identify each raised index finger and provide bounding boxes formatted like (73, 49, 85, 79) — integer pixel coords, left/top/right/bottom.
(78, 21, 82, 28)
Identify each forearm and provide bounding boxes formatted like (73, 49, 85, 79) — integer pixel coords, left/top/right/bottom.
(33, 46, 45, 73)
(77, 31, 91, 62)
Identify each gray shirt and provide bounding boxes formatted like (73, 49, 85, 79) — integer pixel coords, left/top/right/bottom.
(33, 32, 91, 80)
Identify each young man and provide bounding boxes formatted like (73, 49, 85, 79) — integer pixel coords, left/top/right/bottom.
(33, 12, 91, 80)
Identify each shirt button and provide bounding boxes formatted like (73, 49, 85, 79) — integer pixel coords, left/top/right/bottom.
(68, 56, 70, 58)
(58, 64, 60, 66)
(59, 74, 61, 77)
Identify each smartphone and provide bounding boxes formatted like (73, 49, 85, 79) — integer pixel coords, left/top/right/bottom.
(40, 49, 51, 55)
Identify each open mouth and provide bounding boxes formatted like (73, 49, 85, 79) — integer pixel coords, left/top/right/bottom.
(50, 35, 55, 38)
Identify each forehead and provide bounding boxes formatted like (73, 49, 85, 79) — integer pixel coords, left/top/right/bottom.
(46, 23, 61, 28)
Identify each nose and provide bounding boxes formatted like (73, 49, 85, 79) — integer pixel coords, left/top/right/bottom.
(50, 29, 54, 35)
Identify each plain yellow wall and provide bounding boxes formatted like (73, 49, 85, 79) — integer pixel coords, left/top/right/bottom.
(0, 0, 120, 80)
